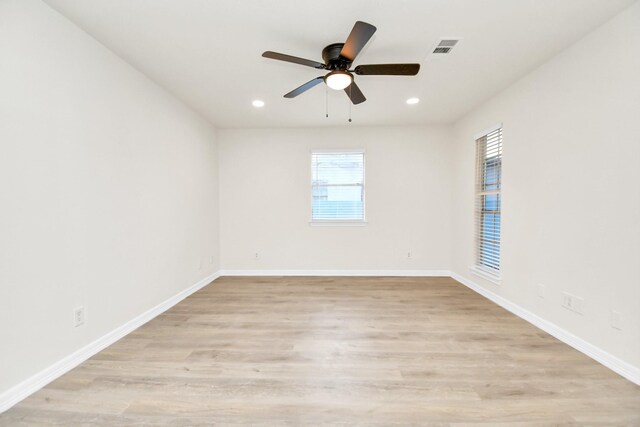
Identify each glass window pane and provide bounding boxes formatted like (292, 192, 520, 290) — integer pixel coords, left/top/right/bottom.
(475, 128, 502, 273)
(312, 152, 365, 221)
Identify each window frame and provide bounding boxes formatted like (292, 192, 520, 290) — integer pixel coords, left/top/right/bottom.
(471, 124, 503, 284)
(309, 149, 367, 226)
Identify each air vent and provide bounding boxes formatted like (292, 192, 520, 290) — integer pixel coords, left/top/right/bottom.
(437, 39, 459, 48)
(433, 47, 451, 54)
(431, 38, 462, 56)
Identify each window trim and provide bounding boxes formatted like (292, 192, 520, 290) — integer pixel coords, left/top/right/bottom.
(473, 123, 503, 142)
(472, 124, 503, 280)
(309, 149, 366, 225)
(470, 265, 502, 285)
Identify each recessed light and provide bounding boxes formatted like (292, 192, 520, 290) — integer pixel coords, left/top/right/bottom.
(252, 100, 265, 108)
(406, 97, 420, 105)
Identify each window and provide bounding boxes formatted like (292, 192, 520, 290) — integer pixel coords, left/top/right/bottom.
(311, 151, 365, 222)
(475, 126, 502, 277)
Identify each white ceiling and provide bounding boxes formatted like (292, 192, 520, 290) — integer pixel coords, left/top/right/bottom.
(44, 0, 634, 129)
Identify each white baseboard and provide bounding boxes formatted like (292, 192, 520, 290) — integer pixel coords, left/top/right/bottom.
(219, 269, 452, 277)
(0, 271, 221, 414)
(451, 272, 640, 386)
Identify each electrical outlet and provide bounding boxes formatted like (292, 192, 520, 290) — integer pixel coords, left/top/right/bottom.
(73, 306, 85, 327)
(536, 284, 545, 299)
(561, 292, 574, 310)
(561, 292, 583, 315)
(407, 251, 412, 259)
(611, 310, 622, 330)
(254, 252, 259, 260)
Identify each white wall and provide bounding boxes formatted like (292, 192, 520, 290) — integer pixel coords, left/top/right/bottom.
(0, 0, 219, 395)
(219, 126, 453, 272)
(451, 2, 640, 369)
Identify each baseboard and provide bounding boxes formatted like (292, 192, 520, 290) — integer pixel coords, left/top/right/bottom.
(220, 269, 452, 277)
(451, 272, 640, 386)
(0, 271, 221, 414)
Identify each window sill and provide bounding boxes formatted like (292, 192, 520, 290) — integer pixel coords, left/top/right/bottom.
(309, 221, 368, 227)
(469, 266, 501, 285)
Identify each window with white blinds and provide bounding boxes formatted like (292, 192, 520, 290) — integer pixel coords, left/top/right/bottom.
(475, 127, 502, 276)
(311, 151, 365, 222)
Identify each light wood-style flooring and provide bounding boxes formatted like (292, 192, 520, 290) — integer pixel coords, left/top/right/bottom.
(2, 276, 639, 425)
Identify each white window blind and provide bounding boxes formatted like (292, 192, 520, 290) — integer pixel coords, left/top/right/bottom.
(475, 127, 502, 275)
(311, 151, 365, 221)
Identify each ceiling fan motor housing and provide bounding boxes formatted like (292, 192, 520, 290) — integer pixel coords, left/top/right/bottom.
(322, 43, 351, 70)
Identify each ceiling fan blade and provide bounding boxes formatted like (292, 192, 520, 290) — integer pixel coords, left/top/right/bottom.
(344, 81, 366, 104)
(354, 63, 420, 76)
(340, 21, 377, 62)
(262, 51, 325, 69)
(284, 77, 325, 98)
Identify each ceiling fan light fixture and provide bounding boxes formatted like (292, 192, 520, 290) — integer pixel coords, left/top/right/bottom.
(325, 70, 353, 90)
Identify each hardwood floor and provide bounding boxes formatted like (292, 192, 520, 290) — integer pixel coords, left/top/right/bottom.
(2, 276, 639, 425)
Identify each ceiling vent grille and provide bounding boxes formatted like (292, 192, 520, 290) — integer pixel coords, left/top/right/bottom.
(433, 47, 452, 54)
(431, 38, 461, 56)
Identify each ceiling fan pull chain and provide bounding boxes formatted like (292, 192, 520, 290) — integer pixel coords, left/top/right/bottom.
(348, 85, 352, 123)
(326, 85, 329, 118)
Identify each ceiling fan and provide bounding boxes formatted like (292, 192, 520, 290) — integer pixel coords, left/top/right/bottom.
(262, 21, 420, 105)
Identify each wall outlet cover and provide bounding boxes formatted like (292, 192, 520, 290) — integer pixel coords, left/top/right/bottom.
(73, 306, 85, 327)
(611, 311, 622, 330)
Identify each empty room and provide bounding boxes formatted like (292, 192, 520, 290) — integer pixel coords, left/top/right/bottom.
(1, 0, 639, 424)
